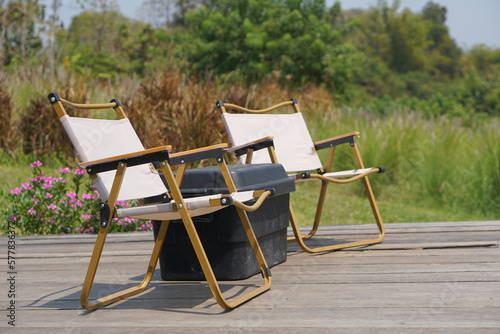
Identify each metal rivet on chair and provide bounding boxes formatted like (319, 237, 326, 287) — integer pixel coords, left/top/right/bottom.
(100, 221, 107, 227)
(50, 97, 56, 103)
(221, 198, 227, 204)
(178, 204, 183, 209)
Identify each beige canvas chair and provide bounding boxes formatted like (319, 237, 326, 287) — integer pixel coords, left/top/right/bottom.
(217, 99, 385, 253)
(48, 92, 274, 310)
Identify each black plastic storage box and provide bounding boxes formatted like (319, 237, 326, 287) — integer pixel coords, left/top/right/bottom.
(152, 163, 294, 281)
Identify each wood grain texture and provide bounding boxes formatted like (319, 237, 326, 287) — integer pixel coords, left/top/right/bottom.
(1, 221, 499, 332)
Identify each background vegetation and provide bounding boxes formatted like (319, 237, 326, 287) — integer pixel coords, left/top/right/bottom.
(1, 0, 499, 234)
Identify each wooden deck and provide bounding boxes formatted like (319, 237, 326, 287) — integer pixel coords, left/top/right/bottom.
(2, 220, 500, 333)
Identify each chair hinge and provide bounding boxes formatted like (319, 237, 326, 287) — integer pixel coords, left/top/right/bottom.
(261, 267, 272, 278)
(220, 196, 233, 206)
(301, 172, 311, 179)
(99, 202, 110, 227)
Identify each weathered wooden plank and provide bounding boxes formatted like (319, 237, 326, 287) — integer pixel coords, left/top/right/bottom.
(18, 280, 500, 307)
(1, 220, 499, 332)
(15, 258, 500, 277)
(11, 306, 500, 329)
(4, 328, 500, 334)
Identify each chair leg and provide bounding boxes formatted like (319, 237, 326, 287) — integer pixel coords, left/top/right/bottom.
(286, 180, 327, 242)
(351, 142, 385, 240)
(80, 220, 170, 310)
(179, 207, 271, 309)
(162, 161, 271, 310)
(287, 142, 385, 253)
(288, 199, 383, 253)
(287, 143, 333, 242)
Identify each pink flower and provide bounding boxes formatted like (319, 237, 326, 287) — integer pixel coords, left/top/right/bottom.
(66, 192, 77, 199)
(81, 194, 93, 200)
(58, 167, 71, 174)
(139, 223, 151, 231)
(41, 176, 54, 183)
(30, 161, 43, 168)
(47, 204, 58, 210)
(28, 208, 36, 215)
(10, 187, 22, 195)
(45, 193, 53, 199)
(43, 183, 53, 189)
(81, 214, 93, 220)
(32, 197, 40, 204)
(21, 182, 33, 190)
(74, 169, 86, 175)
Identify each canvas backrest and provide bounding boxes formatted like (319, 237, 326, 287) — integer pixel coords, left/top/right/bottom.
(222, 112, 323, 172)
(60, 115, 168, 201)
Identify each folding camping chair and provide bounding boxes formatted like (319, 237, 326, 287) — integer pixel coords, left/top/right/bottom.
(48, 93, 274, 310)
(216, 99, 385, 253)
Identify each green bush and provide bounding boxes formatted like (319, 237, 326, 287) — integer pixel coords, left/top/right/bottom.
(2, 161, 150, 235)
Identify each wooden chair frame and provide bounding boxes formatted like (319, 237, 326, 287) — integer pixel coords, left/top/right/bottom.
(217, 99, 385, 253)
(49, 93, 272, 310)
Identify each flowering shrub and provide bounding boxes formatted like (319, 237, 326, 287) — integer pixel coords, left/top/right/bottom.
(2, 161, 152, 235)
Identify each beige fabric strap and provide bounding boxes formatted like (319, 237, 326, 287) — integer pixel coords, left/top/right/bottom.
(117, 190, 258, 221)
(322, 168, 376, 178)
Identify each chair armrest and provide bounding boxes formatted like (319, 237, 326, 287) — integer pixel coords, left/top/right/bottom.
(169, 143, 228, 166)
(314, 132, 360, 151)
(217, 100, 294, 114)
(227, 137, 274, 157)
(80, 146, 172, 174)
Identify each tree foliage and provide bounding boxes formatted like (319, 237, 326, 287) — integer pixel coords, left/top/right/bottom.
(57, 9, 174, 77)
(351, 0, 460, 76)
(0, 0, 499, 114)
(0, 0, 44, 66)
(181, 0, 362, 99)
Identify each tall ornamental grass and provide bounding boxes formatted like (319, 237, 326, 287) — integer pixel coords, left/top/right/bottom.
(309, 108, 500, 219)
(0, 66, 499, 234)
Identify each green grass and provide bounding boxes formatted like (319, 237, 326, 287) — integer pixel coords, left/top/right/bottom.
(290, 181, 488, 227)
(300, 108, 500, 224)
(2, 109, 498, 228)
(1, 68, 498, 230)
(0, 152, 71, 210)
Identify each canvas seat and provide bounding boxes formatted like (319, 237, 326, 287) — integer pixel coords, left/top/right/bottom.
(216, 99, 385, 253)
(48, 93, 274, 310)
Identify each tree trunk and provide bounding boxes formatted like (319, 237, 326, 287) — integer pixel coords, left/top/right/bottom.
(0, 0, 7, 65)
(48, 0, 61, 76)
